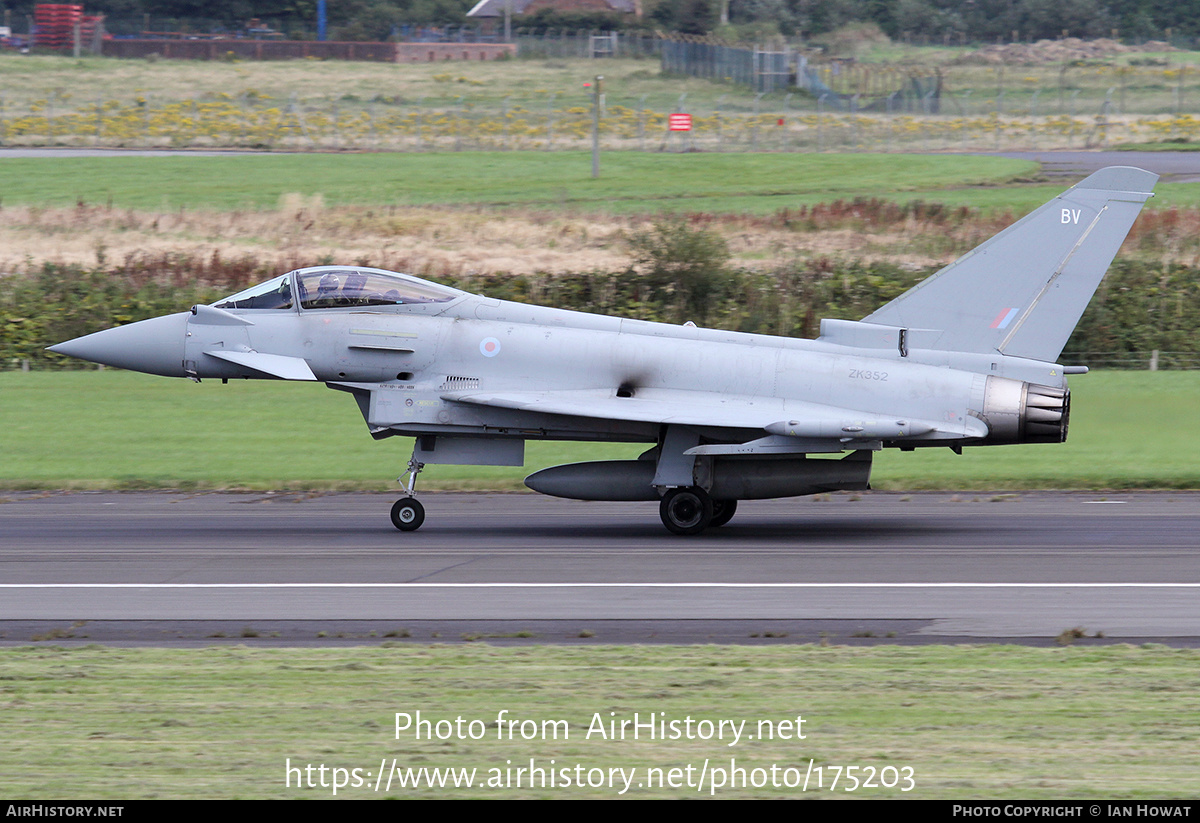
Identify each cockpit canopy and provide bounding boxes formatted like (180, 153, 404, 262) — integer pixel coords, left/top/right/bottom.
(212, 267, 463, 311)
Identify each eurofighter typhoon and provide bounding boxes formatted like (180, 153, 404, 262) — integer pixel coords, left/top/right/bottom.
(50, 167, 1156, 534)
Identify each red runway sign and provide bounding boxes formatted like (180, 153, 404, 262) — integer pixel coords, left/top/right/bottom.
(668, 113, 692, 131)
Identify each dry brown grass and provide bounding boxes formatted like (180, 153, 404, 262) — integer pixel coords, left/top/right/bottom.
(0, 199, 989, 279)
(7, 189, 1183, 280)
(0, 53, 700, 112)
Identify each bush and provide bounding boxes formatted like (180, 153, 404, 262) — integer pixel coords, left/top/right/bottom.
(625, 218, 732, 325)
(8, 255, 1199, 371)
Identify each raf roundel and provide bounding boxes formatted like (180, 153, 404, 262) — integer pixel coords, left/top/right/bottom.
(480, 337, 501, 357)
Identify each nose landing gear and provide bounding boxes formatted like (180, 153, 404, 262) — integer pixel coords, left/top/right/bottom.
(390, 497, 425, 531)
(391, 456, 426, 532)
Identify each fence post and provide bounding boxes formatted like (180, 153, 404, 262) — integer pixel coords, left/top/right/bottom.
(751, 92, 762, 150)
(677, 92, 693, 151)
(713, 94, 725, 151)
(332, 99, 339, 150)
(781, 92, 791, 150)
(1150, 350, 1159, 371)
(1030, 89, 1040, 149)
(502, 95, 511, 150)
(591, 74, 602, 178)
(817, 94, 827, 151)
(417, 96, 429, 152)
(637, 94, 647, 152)
(851, 93, 860, 150)
(290, 94, 315, 148)
(454, 96, 464, 152)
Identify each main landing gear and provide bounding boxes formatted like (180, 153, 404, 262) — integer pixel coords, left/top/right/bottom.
(710, 499, 738, 528)
(658, 487, 738, 535)
(391, 456, 426, 532)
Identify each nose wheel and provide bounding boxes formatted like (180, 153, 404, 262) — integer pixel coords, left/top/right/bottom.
(391, 455, 427, 532)
(391, 498, 425, 531)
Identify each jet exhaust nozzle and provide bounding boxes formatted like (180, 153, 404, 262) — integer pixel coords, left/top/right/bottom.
(979, 377, 1070, 444)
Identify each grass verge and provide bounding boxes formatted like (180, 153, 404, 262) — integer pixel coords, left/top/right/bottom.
(3, 370, 1198, 490)
(8, 150, 1200, 223)
(1, 643, 1197, 799)
(0, 152, 1036, 213)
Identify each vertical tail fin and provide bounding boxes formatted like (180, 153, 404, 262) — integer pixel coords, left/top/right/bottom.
(861, 166, 1157, 362)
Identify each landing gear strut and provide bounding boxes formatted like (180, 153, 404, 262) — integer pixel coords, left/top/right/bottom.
(391, 456, 426, 532)
(659, 486, 714, 535)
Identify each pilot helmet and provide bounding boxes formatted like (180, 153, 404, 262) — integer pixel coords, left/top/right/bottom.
(317, 272, 341, 294)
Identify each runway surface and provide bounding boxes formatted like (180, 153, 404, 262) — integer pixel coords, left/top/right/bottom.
(986, 150, 1200, 182)
(1, 491, 1197, 645)
(5, 148, 1199, 181)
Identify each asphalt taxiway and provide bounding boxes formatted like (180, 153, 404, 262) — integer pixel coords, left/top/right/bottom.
(987, 150, 1200, 182)
(1, 491, 1197, 645)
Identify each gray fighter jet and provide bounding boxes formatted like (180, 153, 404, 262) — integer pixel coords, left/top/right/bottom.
(49, 166, 1156, 534)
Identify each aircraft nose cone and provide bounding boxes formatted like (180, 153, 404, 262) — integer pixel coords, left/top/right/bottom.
(47, 312, 190, 377)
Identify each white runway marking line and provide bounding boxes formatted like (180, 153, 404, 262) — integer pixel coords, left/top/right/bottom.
(2, 583, 1199, 589)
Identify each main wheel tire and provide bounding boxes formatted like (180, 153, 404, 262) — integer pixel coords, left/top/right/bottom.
(709, 499, 738, 528)
(659, 487, 713, 535)
(390, 497, 425, 532)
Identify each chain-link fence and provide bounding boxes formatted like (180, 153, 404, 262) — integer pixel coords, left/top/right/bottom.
(1, 88, 1196, 152)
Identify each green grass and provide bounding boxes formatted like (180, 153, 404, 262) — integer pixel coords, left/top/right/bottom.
(4, 370, 1197, 490)
(0, 152, 1035, 213)
(1, 643, 1197, 799)
(1, 370, 641, 490)
(873, 370, 1200, 490)
(0, 643, 1195, 801)
(7, 149, 1200, 217)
